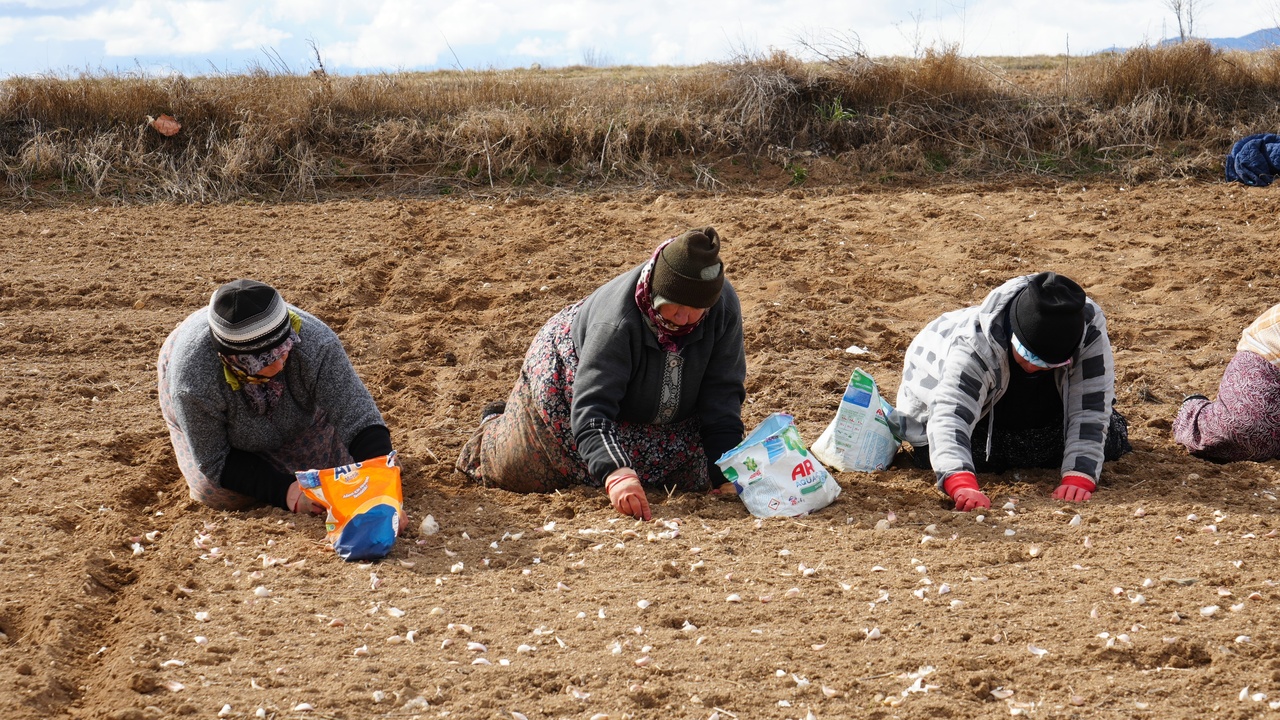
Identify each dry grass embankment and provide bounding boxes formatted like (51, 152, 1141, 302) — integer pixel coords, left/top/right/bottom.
(2, 41, 1279, 201)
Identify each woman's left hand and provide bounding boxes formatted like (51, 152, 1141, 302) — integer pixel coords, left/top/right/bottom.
(1053, 473, 1096, 502)
(709, 482, 737, 496)
(286, 481, 324, 515)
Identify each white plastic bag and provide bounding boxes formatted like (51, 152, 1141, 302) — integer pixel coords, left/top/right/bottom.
(716, 413, 841, 518)
(812, 367, 899, 472)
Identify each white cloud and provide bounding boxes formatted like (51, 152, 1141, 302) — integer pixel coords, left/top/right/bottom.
(9, 0, 289, 56)
(0, 0, 1272, 75)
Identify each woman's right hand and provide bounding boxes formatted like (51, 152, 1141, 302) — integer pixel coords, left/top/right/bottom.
(605, 468, 651, 521)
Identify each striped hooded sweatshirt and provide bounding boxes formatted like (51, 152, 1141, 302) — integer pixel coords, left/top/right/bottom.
(892, 274, 1116, 487)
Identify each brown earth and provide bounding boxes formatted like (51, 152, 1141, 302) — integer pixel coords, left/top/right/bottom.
(3, 180, 1280, 720)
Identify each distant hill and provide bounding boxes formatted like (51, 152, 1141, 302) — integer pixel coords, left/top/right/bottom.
(1199, 27, 1280, 50)
(1101, 27, 1280, 53)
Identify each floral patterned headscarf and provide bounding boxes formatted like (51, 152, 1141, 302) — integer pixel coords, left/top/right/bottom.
(219, 311, 302, 414)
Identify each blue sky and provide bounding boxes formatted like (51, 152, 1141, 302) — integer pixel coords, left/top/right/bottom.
(0, 0, 1273, 77)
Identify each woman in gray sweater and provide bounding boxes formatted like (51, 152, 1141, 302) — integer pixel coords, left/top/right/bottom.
(158, 280, 393, 513)
(457, 227, 746, 521)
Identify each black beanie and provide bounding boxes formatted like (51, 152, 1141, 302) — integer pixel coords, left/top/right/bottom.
(207, 279, 292, 355)
(1010, 272, 1087, 364)
(652, 227, 725, 309)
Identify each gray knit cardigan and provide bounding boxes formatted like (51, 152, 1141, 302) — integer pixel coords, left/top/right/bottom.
(161, 306, 386, 484)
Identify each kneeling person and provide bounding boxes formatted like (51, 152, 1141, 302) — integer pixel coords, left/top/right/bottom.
(1174, 303, 1280, 462)
(456, 228, 746, 521)
(894, 272, 1131, 511)
(158, 280, 394, 513)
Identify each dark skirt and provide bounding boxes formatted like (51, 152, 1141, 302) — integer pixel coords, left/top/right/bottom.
(910, 408, 1132, 476)
(456, 302, 711, 493)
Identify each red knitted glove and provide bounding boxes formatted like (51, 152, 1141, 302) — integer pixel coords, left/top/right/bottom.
(943, 472, 990, 512)
(1053, 473, 1096, 502)
(606, 469, 651, 521)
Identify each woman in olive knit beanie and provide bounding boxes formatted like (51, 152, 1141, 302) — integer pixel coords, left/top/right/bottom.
(457, 227, 746, 521)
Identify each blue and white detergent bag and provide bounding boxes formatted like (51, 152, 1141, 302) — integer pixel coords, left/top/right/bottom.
(716, 413, 841, 518)
(811, 367, 900, 473)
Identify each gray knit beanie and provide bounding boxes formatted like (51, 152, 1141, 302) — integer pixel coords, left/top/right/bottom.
(207, 279, 291, 355)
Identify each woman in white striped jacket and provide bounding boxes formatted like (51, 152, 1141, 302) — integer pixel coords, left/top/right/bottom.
(892, 272, 1131, 511)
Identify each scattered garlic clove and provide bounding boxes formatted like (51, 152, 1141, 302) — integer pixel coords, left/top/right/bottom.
(253, 586, 271, 598)
(1200, 605, 1219, 617)
(636, 600, 651, 610)
(726, 594, 742, 603)
(467, 642, 487, 653)
(634, 656, 651, 667)
(353, 644, 369, 657)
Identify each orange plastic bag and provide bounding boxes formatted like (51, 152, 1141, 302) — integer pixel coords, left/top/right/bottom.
(296, 452, 402, 561)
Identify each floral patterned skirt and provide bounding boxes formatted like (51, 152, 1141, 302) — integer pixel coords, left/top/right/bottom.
(456, 302, 710, 493)
(1174, 350, 1280, 462)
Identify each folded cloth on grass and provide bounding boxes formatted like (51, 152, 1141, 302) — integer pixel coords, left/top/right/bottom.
(1225, 133, 1280, 187)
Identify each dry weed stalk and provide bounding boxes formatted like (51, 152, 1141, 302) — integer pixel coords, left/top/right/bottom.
(2, 42, 1279, 201)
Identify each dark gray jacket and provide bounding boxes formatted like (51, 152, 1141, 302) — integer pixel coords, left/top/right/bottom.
(570, 265, 746, 484)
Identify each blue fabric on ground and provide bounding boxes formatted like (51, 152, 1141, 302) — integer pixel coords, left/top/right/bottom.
(1225, 133, 1280, 187)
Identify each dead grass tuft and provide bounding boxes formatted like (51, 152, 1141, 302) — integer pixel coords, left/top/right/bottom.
(2, 43, 1279, 201)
